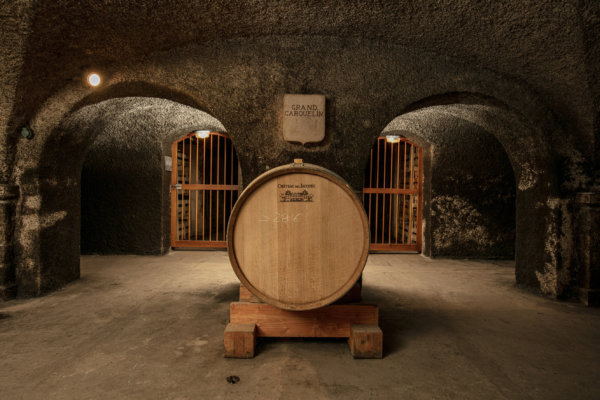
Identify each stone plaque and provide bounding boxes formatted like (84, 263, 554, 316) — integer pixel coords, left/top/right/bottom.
(283, 94, 325, 145)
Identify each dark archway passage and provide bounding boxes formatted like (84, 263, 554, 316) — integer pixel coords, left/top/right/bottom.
(78, 98, 227, 257)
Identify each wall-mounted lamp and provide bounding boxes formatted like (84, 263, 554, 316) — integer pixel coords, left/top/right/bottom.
(385, 135, 401, 144)
(87, 73, 101, 87)
(20, 126, 34, 140)
(194, 130, 211, 139)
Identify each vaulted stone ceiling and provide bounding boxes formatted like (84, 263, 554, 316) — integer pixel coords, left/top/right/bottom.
(3, 1, 597, 139)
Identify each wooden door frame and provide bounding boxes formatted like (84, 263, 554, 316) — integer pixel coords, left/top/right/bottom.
(363, 137, 423, 252)
(170, 132, 240, 249)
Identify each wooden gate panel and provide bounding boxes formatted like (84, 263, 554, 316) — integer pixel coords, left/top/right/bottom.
(171, 132, 240, 248)
(363, 137, 422, 252)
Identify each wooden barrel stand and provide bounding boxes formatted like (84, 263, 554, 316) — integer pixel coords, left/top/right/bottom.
(224, 285, 382, 359)
(223, 162, 382, 358)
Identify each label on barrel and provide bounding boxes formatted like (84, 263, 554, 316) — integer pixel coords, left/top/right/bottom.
(278, 183, 315, 202)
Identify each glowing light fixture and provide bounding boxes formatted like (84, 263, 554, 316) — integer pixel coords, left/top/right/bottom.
(87, 73, 101, 87)
(386, 134, 401, 144)
(194, 130, 211, 139)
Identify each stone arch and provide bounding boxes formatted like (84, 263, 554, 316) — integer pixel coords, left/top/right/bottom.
(381, 93, 566, 296)
(79, 97, 230, 256)
(12, 83, 228, 296)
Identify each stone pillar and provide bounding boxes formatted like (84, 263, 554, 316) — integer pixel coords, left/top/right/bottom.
(0, 183, 18, 300)
(575, 192, 600, 306)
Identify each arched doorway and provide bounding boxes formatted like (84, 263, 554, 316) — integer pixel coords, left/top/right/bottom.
(170, 132, 241, 248)
(363, 136, 423, 252)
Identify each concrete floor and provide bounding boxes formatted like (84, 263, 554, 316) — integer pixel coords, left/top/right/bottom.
(1, 252, 599, 400)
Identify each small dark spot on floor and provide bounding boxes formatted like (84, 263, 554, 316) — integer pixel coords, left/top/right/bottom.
(226, 375, 240, 384)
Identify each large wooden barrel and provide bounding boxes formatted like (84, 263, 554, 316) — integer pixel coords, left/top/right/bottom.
(227, 162, 369, 311)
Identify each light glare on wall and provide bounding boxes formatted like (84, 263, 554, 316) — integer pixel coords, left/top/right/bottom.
(194, 130, 211, 139)
(386, 135, 400, 143)
(87, 73, 101, 87)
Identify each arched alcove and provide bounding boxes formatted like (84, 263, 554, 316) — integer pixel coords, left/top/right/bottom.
(381, 95, 563, 295)
(13, 94, 228, 295)
(77, 97, 228, 255)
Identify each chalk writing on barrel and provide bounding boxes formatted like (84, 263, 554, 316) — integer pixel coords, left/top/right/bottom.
(259, 213, 302, 223)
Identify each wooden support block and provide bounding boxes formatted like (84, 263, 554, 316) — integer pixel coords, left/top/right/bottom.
(229, 302, 378, 338)
(348, 324, 383, 359)
(224, 323, 256, 358)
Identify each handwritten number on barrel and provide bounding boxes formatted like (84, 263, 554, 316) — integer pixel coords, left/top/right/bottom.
(259, 213, 302, 223)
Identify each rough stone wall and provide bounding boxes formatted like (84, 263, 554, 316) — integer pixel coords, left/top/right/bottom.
(0, 0, 34, 296)
(6, 38, 563, 298)
(0, 0, 33, 183)
(77, 98, 224, 255)
(382, 103, 562, 295)
(578, 1, 600, 181)
(81, 137, 163, 255)
(429, 129, 515, 259)
(4, 1, 597, 164)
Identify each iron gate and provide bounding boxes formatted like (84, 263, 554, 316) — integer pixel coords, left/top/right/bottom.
(171, 132, 240, 248)
(363, 137, 422, 252)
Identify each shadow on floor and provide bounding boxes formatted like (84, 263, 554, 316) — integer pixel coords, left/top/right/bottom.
(365, 287, 444, 357)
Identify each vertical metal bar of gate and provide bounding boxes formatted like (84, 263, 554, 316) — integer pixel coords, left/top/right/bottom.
(215, 136, 220, 241)
(388, 143, 394, 245)
(181, 139, 185, 240)
(202, 137, 206, 240)
(209, 135, 213, 242)
(408, 142, 414, 246)
(402, 141, 407, 245)
(170, 132, 240, 248)
(395, 141, 400, 245)
(363, 137, 422, 252)
(188, 135, 192, 240)
(223, 138, 227, 242)
(195, 137, 199, 240)
(375, 139, 380, 244)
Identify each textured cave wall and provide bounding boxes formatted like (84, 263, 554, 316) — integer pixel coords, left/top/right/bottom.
(382, 104, 561, 293)
(0, 1, 34, 298)
(429, 128, 515, 259)
(11, 97, 225, 295)
(1, 2, 596, 203)
(3, 1, 596, 171)
(0, 0, 33, 183)
(77, 98, 226, 256)
(579, 1, 600, 182)
(8, 36, 563, 297)
(81, 137, 163, 255)
(3, 8, 590, 298)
